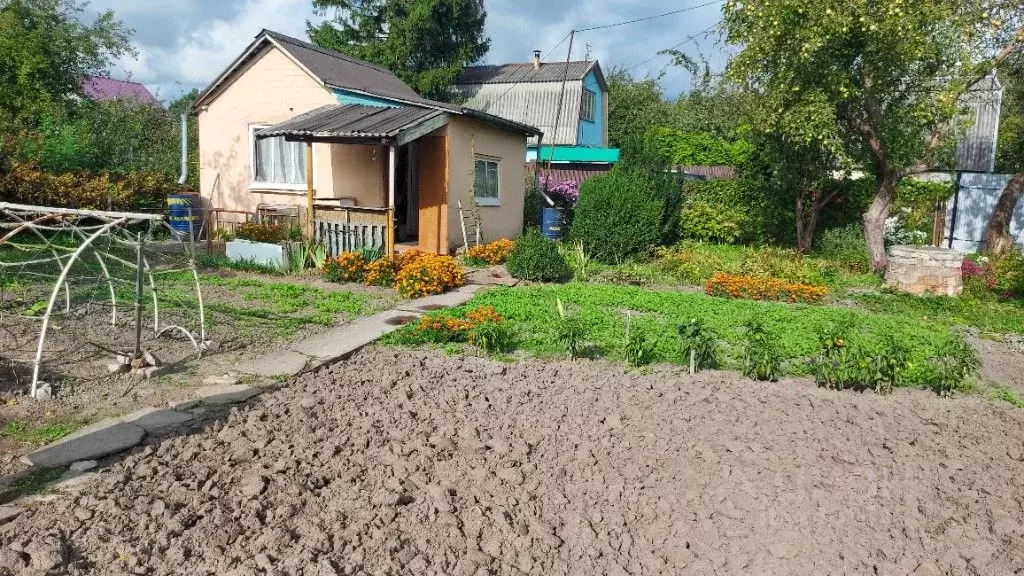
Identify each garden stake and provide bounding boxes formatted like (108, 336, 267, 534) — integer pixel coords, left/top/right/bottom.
(690, 349, 696, 376)
(134, 232, 144, 360)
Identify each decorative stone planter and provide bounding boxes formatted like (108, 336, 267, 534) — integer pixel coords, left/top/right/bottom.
(884, 245, 963, 297)
(225, 239, 301, 270)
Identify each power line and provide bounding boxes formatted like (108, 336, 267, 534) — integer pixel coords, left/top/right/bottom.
(575, 0, 722, 33)
(625, 23, 720, 73)
(479, 30, 574, 113)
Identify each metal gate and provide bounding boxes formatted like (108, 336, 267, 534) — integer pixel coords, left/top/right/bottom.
(944, 173, 1021, 253)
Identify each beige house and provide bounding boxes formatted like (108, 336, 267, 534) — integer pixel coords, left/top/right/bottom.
(193, 30, 538, 254)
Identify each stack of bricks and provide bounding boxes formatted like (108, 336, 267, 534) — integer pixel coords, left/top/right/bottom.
(884, 245, 963, 297)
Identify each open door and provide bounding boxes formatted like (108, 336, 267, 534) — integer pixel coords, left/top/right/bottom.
(417, 132, 448, 254)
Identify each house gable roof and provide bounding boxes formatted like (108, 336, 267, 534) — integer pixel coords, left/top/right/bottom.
(194, 30, 540, 138)
(456, 61, 605, 90)
(194, 29, 421, 109)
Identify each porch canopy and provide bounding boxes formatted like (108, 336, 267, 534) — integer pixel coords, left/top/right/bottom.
(255, 103, 449, 145)
(255, 104, 452, 251)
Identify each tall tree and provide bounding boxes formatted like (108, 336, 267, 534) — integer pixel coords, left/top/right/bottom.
(308, 0, 489, 100)
(606, 68, 671, 149)
(0, 0, 133, 133)
(982, 53, 1023, 255)
(723, 0, 1024, 270)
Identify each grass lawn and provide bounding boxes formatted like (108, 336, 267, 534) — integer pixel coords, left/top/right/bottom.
(391, 283, 958, 385)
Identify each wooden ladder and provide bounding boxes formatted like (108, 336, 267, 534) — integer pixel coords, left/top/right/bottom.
(457, 200, 483, 252)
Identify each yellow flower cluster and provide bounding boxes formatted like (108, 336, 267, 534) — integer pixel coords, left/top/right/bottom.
(323, 251, 368, 282)
(467, 238, 514, 265)
(395, 253, 465, 298)
(412, 305, 504, 340)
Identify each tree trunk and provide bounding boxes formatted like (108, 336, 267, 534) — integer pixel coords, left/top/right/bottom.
(863, 170, 899, 271)
(795, 190, 832, 253)
(983, 173, 1024, 256)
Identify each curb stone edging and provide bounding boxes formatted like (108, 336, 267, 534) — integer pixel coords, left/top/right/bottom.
(20, 383, 263, 470)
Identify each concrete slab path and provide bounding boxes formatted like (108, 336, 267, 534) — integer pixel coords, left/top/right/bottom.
(236, 284, 485, 378)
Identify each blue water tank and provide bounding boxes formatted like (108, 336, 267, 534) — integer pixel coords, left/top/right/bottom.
(541, 207, 564, 241)
(166, 193, 202, 237)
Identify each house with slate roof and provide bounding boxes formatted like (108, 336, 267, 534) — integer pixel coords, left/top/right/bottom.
(193, 30, 539, 254)
(453, 52, 620, 167)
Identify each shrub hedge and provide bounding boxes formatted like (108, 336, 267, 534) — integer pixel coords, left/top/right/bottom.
(506, 230, 572, 282)
(570, 170, 665, 263)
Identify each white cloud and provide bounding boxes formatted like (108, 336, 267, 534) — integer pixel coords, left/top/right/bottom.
(87, 0, 727, 102)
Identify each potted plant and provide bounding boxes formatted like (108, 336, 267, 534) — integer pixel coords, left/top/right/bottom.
(225, 221, 303, 270)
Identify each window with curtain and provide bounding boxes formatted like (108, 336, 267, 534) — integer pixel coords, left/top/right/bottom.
(252, 130, 306, 186)
(474, 157, 499, 205)
(580, 89, 596, 122)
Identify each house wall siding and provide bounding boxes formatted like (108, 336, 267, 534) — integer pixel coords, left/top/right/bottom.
(197, 45, 385, 214)
(333, 88, 402, 108)
(577, 70, 604, 148)
(446, 116, 527, 252)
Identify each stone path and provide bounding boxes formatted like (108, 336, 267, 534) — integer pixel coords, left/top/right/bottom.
(235, 284, 483, 378)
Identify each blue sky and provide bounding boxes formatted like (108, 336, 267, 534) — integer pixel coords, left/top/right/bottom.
(84, 0, 727, 104)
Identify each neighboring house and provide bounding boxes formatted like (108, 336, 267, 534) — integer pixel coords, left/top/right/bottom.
(955, 74, 1003, 173)
(81, 76, 160, 105)
(453, 52, 620, 169)
(193, 30, 538, 255)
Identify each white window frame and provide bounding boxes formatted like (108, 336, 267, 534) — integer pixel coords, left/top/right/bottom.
(248, 123, 317, 193)
(473, 155, 501, 207)
(580, 89, 596, 122)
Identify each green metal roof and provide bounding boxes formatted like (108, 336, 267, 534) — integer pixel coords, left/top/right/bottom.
(535, 146, 620, 163)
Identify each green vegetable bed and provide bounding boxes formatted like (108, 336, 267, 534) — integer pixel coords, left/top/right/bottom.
(426, 284, 957, 384)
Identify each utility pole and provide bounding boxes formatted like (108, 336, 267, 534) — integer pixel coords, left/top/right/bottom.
(547, 30, 575, 168)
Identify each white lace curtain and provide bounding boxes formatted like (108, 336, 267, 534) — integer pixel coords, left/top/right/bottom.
(255, 136, 306, 185)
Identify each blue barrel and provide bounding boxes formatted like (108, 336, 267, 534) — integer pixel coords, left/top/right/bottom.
(541, 207, 564, 241)
(167, 193, 202, 237)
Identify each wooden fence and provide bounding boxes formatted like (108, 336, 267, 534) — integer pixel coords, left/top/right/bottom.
(314, 219, 386, 256)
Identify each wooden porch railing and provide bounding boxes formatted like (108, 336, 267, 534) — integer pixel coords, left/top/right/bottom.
(313, 206, 390, 257)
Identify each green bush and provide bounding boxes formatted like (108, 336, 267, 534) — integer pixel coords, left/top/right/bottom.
(523, 184, 543, 231)
(648, 126, 750, 165)
(678, 318, 719, 373)
(570, 170, 664, 263)
(506, 230, 572, 282)
(811, 324, 909, 395)
(681, 179, 762, 243)
(625, 325, 657, 367)
(469, 320, 516, 354)
(680, 199, 749, 243)
(922, 335, 981, 396)
(816, 224, 871, 272)
(994, 251, 1024, 298)
(556, 298, 587, 358)
(742, 316, 781, 381)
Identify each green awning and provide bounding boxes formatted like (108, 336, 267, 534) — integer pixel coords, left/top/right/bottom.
(535, 146, 620, 163)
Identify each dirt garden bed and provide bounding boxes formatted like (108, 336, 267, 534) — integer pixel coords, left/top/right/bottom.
(0, 267, 397, 478)
(2, 347, 1023, 575)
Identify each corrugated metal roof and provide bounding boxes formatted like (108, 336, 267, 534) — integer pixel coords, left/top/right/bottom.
(457, 61, 594, 84)
(195, 30, 540, 138)
(257, 104, 441, 141)
(455, 82, 582, 146)
(956, 74, 1003, 173)
(264, 31, 423, 103)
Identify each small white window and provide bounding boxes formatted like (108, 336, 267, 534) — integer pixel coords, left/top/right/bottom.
(474, 157, 500, 206)
(250, 125, 307, 188)
(580, 90, 596, 122)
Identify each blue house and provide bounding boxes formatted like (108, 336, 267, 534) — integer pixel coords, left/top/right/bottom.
(453, 52, 619, 166)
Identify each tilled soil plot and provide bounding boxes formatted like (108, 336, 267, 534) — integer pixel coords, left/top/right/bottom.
(3, 347, 1024, 575)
